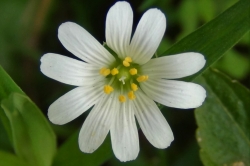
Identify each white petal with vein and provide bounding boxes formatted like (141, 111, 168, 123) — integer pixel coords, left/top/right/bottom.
(141, 52, 206, 79)
(141, 79, 206, 109)
(40, 53, 104, 86)
(129, 9, 166, 65)
(106, 1, 133, 59)
(48, 84, 103, 125)
(79, 93, 119, 153)
(58, 22, 115, 66)
(111, 100, 139, 162)
(134, 90, 174, 148)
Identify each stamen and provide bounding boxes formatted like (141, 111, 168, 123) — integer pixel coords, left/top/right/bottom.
(103, 85, 113, 94)
(119, 76, 126, 84)
(129, 68, 137, 75)
(137, 75, 149, 82)
(128, 91, 136, 100)
(131, 83, 138, 91)
(125, 57, 132, 63)
(99, 67, 110, 76)
(99, 68, 106, 74)
(123, 60, 130, 67)
(111, 68, 119, 75)
(119, 95, 126, 103)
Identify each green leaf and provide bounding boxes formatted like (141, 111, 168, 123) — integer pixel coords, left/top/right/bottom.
(1, 93, 56, 166)
(0, 66, 24, 99)
(161, 0, 250, 82)
(53, 131, 113, 166)
(195, 69, 250, 165)
(0, 119, 12, 151)
(0, 65, 25, 146)
(0, 151, 29, 166)
(199, 150, 217, 166)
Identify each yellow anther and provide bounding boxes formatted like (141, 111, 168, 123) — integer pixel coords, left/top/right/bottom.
(104, 85, 114, 94)
(103, 69, 110, 76)
(119, 95, 126, 103)
(123, 60, 130, 67)
(137, 75, 149, 82)
(131, 83, 138, 91)
(99, 68, 106, 74)
(128, 91, 136, 100)
(129, 68, 137, 75)
(99, 67, 110, 76)
(111, 68, 119, 75)
(125, 57, 132, 63)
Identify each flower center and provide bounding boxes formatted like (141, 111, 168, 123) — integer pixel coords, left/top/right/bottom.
(99, 56, 148, 103)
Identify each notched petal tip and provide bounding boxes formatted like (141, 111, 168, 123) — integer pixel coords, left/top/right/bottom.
(113, 1, 131, 6)
(47, 106, 65, 125)
(58, 21, 75, 31)
(106, 0, 133, 59)
(129, 7, 166, 65)
(192, 52, 206, 67)
(118, 155, 138, 162)
(114, 149, 139, 162)
(58, 22, 73, 38)
(145, 8, 166, 24)
(40, 53, 53, 64)
(153, 130, 174, 149)
(181, 83, 207, 109)
(180, 84, 206, 109)
(178, 52, 206, 73)
(78, 140, 96, 153)
(194, 84, 207, 107)
(141, 52, 206, 79)
(40, 53, 52, 74)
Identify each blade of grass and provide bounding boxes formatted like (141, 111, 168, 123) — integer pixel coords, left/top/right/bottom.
(160, 0, 250, 82)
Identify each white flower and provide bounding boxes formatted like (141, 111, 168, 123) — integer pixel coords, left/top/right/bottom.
(40, 1, 206, 162)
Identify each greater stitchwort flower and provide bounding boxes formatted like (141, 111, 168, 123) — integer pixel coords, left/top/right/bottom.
(40, 1, 206, 162)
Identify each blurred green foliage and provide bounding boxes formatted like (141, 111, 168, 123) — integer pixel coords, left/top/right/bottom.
(0, 0, 249, 165)
(2, 93, 56, 166)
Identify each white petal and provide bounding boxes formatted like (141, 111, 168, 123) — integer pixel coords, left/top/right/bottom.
(48, 84, 103, 125)
(106, 1, 133, 59)
(40, 53, 104, 86)
(141, 52, 206, 79)
(79, 92, 119, 153)
(110, 100, 139, 162)
(134, 90, 173, 148)
(129, 9, 166, 65)
(58, 22, 115, 66)
(140, 79, 206, 109)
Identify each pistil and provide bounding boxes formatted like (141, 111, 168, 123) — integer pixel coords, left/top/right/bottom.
(119, 76, 126, 84)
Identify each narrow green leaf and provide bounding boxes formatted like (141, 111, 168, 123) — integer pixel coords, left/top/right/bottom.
(0, 151, 29, 166)
(1, 93, 57, 166)
(161, 0, 250, 81)
(195, 69, 250, 165)
(53, 131, 113, 166)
